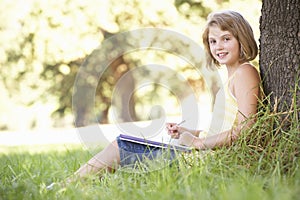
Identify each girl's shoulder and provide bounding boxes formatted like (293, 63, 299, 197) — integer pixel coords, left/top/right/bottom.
(232, 63, 260, 89)
(235, 63, 260, 80)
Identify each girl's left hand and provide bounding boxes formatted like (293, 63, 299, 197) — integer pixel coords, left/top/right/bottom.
(178, 132, 196, 147)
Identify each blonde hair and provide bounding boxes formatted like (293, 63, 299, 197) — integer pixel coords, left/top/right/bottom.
(202, 10, 258, 68)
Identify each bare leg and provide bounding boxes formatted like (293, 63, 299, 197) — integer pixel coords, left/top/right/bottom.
(74, 140, 120, 178)
(46, 141, 120, 189)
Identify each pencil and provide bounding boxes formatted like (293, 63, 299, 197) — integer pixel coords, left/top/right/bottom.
(177, 120, 186, 126)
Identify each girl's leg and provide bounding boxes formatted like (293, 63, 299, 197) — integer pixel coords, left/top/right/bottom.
(74, 140, 120, 178)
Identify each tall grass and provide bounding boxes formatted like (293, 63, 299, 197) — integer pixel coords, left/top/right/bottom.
(0, 99, 299, 200)
(236, 94, 299, 177)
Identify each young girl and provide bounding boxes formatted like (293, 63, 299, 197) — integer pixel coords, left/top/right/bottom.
(168, 10, 260, 148)
(71, 10, 260, 179)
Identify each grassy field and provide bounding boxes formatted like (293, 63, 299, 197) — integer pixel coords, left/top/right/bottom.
(0, 143, 299, 199)
(0, 103, 299, 200)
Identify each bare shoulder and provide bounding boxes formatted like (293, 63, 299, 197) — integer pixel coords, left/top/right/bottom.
(232, 63, 261, 96)
(235, 63, 260, 82)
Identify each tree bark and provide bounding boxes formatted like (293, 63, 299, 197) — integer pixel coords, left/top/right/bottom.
(259, 0, 300, 112)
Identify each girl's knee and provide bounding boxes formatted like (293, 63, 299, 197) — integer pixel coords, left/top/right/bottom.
(112, 139, 119, 149)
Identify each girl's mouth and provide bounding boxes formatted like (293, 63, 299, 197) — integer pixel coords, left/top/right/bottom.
(217, 52, 228, 59)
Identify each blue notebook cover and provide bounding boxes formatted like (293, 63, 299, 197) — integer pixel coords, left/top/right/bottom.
(119, 133, 192, 151)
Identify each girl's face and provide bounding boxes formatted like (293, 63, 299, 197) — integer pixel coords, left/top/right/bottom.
(208, 25, 240, 67)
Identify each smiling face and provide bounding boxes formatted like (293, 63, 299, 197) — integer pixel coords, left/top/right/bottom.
(208, 25, 241, 68)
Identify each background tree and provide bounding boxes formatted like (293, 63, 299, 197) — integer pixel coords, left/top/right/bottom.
(0, 0, 262, 130)
(260, 0, 300, 114)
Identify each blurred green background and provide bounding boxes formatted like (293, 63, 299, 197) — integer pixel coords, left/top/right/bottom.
(0, 0, 261, 131)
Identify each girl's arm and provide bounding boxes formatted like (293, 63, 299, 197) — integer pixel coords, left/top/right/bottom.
(178, 126, 201, 137)
(180, 64, 260, 149)
(166, 123, 201, 138)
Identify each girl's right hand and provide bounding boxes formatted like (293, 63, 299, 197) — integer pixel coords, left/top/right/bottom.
(166, 123, 183, 139)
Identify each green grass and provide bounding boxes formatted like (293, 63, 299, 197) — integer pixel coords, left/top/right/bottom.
(0, 144, 298, 200)
(0, 100, 299, 200)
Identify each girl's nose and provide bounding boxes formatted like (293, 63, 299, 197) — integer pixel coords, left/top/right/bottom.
(215, 41, 224, 50)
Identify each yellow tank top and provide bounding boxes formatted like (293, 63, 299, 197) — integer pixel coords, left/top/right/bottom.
(203, 74, 238, 136)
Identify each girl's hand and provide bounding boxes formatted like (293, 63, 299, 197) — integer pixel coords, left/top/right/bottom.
(179, 132, 196, 147)
(166, 123, 183, 139)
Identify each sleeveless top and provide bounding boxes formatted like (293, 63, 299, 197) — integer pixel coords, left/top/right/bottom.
(200, 71, 239, 137)
(208, 75, 238, 135)
(202, 62, 258, 136)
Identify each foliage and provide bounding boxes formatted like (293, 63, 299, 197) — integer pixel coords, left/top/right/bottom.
(0, 0, 262, 130)
(0, 0, 206, 129)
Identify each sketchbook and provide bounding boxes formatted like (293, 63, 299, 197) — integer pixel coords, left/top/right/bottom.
(119, 133, 192, 151)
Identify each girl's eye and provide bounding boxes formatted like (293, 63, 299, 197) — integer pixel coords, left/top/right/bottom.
(224, 37, 230, 41)
(209, 40, 216, 44)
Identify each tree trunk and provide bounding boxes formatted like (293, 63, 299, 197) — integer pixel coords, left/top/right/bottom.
(259, 0, 300, 113)
(108, 57, 137, 123)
